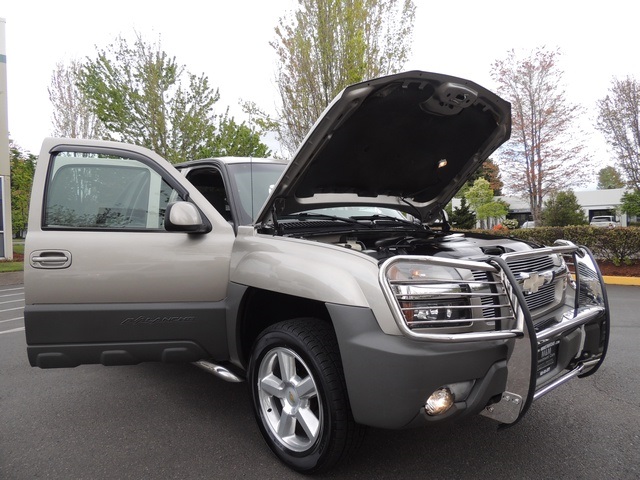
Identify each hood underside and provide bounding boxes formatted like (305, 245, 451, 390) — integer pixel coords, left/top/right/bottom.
(258, 71, 511, 224)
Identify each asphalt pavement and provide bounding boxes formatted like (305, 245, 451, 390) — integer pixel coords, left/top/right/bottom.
(1, 282, 638, 479)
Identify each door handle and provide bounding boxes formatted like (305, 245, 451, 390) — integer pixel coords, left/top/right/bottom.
(30, 250, 72, 269)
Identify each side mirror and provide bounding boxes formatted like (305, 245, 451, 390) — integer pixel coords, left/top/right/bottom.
(164, 202, 210, 233)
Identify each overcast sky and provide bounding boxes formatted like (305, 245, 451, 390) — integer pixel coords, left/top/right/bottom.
(2, 0, 638, 176)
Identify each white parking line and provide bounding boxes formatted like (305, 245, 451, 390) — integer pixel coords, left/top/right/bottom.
(0, 287, 24, 292)
(0, 293, 25, 298)
(0, 307, 25, 313)
(0, 299, 25, 305)
(0, 327, 25, 335)
(0, 317, 23, 324)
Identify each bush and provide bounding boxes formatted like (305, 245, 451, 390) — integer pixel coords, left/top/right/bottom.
(502, 218, 519, 230)
(461, 226, 640, 264)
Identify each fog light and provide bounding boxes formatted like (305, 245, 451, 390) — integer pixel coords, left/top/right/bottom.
(425, 388, 454, 416)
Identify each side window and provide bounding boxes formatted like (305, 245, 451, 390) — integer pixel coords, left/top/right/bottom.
(44, 151, 181, 230)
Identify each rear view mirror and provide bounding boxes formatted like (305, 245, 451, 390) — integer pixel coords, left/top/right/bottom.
(164, 202, 210, 233)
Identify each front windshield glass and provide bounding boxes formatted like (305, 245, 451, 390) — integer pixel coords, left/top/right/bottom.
(226, 163, 286, 225)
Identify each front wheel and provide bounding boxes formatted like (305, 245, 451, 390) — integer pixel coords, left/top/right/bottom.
(248, 319, 363, 473)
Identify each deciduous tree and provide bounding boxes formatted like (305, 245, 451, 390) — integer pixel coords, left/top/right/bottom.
(596, 76, 640, 190)
(272, 0, 416, 154)
(464, 178, 508, 229)
(9, 140, 36, 237)
(597, 165, 625, 189)
(491, 47, 589, 223)
(75, 34, 270, 163)
(48, 60, 105, 139)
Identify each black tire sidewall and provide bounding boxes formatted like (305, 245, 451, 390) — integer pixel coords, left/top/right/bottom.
(248, 321, 340, 473)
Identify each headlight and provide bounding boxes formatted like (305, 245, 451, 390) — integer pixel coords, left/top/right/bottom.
(388, 262, 473, 328)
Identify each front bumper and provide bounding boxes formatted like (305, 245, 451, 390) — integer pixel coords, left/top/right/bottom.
(330, 241, 609, 428)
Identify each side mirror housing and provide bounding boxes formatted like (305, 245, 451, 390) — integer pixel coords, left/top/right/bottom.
(164, 202, 210, 233)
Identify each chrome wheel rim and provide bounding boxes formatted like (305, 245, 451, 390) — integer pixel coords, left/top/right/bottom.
(257, 347, 322, 452)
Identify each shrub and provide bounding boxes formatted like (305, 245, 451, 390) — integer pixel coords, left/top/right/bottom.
(502, 218, 519, 230)
(462, 226, 640, 263)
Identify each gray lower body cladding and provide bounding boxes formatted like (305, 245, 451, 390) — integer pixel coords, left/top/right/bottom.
(328, 303, 510, 429)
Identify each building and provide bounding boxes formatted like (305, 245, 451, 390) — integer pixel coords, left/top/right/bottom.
(452, 188, 631, 227)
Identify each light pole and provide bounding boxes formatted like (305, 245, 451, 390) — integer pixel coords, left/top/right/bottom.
(0, 18, 13, 260)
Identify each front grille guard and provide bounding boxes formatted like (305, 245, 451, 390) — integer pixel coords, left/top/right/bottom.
(379, 240, 610, 424)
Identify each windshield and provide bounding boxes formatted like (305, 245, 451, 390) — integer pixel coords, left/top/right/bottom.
(226, 163, 286, 225)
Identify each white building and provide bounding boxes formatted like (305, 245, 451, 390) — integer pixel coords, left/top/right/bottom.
(452, 188, 631, 227)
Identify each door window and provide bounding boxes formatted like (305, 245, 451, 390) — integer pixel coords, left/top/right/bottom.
(44, 151, 181, 230)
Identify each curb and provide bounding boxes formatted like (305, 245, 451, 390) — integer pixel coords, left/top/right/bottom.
(602, 275, 640, 286)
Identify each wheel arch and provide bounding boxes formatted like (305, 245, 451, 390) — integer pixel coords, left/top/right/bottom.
(234, 287, 333, 368)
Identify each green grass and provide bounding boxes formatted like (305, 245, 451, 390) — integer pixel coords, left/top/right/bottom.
(0, 241, 25, 273)
(0, 261, 24, 273)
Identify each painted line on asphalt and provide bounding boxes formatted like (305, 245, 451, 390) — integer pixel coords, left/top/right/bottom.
(0, 317, 22, 324)
(0, 307, 24, 313)
(0, 293, 25, 298)
(0, 299, 25, 305)
(0, 287, 24, 292)
(0, 327, 25, 335)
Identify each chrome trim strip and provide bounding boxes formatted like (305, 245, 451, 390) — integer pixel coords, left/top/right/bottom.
(536, 306, 606, 342)
(533, 363, 584, 400)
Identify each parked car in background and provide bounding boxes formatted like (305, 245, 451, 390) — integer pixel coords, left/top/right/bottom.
(521, 220, 537, 228)
(589, 216, 621, 228)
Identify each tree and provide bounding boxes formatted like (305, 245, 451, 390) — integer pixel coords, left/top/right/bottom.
(76, 34, 271, 163)
(457, 158, 503, 198)
(272, 0, 416, 154)
(620, 190, 640, 218)
(203, 111, 271, 158)
(597, 165, 625, 189)
(48, 60, 105, 139)
(9, 141, 36, 237)
(540, 190, 586, 226)
(464, 178, 508, 228)
(450, 197, 476, 229)
(491, 47, 589, 223)
(596, 76, 640, 190)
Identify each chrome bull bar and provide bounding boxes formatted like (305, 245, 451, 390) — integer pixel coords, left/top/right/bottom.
(379, 240, 610, 425)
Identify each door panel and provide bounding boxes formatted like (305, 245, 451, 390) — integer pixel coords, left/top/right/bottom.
(25, 139, 235, 367)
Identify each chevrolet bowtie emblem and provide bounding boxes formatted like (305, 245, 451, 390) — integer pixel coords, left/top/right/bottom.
(520, 271, 554, 294)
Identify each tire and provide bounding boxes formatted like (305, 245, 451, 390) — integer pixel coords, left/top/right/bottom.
(248, 319, 364, 473)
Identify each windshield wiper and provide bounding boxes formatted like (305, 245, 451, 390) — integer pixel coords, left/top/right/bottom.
(284, 213, 372, 227)
(350, 215, 423, 228)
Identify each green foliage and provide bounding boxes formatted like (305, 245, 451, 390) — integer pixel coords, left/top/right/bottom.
(620, 190, 640, 217)
(450, 197, 476, 229)
(597, 165, 625, 189)
(76, 34, 270, 163)
(272, 0, 416, 153)
(464, 178, 507, 225)
(541, 191, 586, 226)
(9, 141, 36, 237)
(509, 226, 640, 264)
(203, 112, 271, 158)
(457, 158, 503, 198)
(502, 218, 519, 229)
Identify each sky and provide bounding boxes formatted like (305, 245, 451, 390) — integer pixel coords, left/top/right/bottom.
(2, 0, 638, 179)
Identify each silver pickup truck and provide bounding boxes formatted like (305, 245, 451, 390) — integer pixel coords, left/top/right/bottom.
(24, 71, 610, 473)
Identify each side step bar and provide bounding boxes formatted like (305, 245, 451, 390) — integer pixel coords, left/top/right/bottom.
(193, 360, 245, 383)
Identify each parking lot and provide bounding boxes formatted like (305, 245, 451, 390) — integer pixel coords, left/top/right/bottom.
(1, 283, 638, 479)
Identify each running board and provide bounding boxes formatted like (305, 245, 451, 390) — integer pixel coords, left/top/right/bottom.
(192, 360, 245, 383)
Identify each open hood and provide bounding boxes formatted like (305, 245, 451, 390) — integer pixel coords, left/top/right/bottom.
(257, 71, 511, 224)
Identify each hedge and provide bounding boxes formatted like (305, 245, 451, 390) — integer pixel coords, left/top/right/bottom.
(465, 226, 640, 265)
